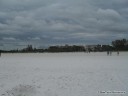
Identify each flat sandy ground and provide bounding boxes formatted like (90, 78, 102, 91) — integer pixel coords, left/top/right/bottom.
(0, 52, 128, 96)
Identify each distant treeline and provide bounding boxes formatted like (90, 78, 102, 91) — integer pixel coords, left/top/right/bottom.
(0, 38, 128, 53)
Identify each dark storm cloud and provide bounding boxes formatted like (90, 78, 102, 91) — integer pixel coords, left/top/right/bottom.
(0, 0, 128, 49)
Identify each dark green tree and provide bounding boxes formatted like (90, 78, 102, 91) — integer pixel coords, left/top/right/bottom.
(112, 39, 127, 50)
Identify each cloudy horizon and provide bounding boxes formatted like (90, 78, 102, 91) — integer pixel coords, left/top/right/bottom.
(0, 0, 128, 50)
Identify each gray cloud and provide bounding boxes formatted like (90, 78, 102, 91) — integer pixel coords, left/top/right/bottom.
(0, 0, 128, 50)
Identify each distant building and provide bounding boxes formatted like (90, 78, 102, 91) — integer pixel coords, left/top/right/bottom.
(84, 45, 97, 51)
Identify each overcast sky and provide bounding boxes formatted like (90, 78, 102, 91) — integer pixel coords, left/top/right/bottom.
(0, 0, 128, 50)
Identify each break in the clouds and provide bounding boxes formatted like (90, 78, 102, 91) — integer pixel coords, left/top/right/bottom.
(0, 0, 128, 49)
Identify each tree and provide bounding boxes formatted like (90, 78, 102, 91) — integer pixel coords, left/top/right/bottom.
(112, 39, 127, 50)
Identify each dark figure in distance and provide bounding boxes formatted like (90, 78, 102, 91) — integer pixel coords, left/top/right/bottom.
(117, 51, 119, 56)
(107, 51, 109, 55)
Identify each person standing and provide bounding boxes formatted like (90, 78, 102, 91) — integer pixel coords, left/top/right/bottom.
(107, 51, 109, 56)
(117, 51, 119, 56)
